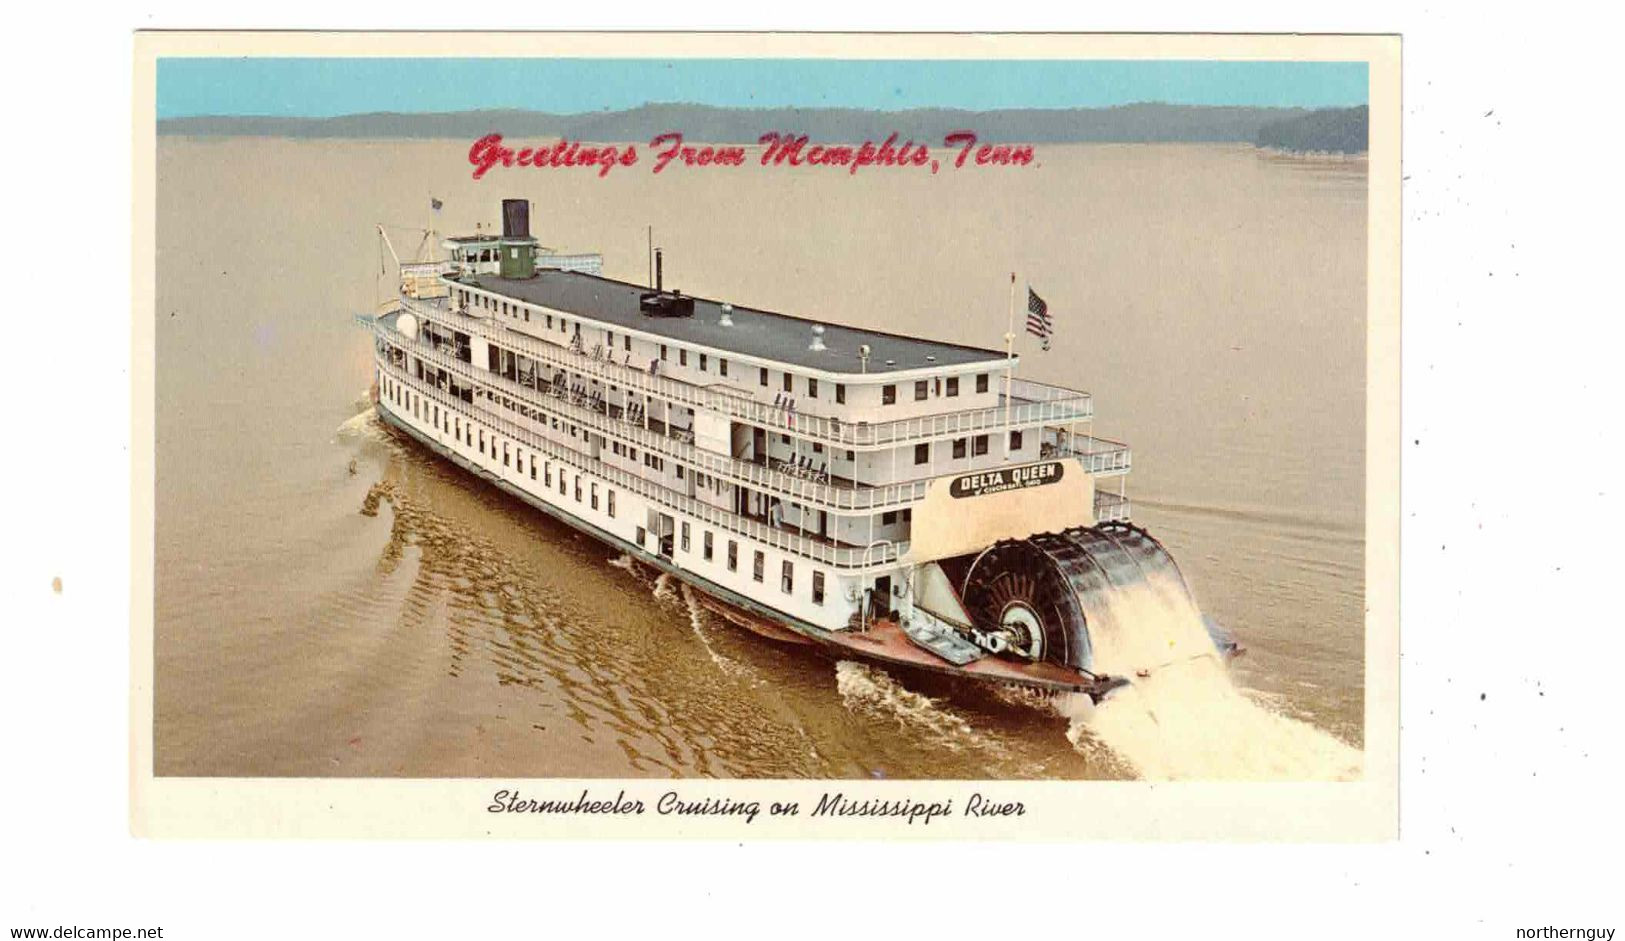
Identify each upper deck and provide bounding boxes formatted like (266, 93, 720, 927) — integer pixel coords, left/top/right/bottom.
(450, 269, 1008, 377)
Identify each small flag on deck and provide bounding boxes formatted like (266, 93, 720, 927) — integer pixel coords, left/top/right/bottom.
(1025, 287, 1052, 351)
(430, 197, 444, 211)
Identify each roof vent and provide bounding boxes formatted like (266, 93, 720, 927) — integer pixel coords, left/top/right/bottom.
(926, 355, 937, 362)
(885, 359, 896, 367)
(718, 303, 734, 327)
(809, 324, 827, 352)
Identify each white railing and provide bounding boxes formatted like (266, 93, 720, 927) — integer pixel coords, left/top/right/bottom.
(374, 352, 906, 570)
(400, 295, 1095, 450)
(534, 253, 604, 275)
(401, 260, 458, 279)
(1046, 435, 1133, 476)
(385, 325, 933, 513)
(1093, 490, 1132, 523)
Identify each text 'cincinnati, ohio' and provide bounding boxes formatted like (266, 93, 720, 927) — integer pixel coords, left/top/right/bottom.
(467, 131, 1037, 179)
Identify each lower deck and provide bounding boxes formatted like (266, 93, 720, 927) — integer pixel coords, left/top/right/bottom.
(375, 360, 879, 634)
(377, 392, 1101, 695)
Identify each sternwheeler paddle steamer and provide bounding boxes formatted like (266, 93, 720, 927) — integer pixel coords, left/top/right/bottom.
(364, 199, 1236, 701)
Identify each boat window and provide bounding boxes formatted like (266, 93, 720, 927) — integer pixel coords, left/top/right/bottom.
(914, 443, 929, 465)
(946, 376, 959, 397)
(1009, 430, 1024, 452)
(781, 561, 794, 595)
(699, 353, 707, 371)
(759, 367, 769, 387)
(681, 522, 691, 552)
(782, 372, 793, 393)
(807, 377, 818, 398)
(976, 373, 989, 394)
(727, 541, 738, 572)
(835, 384, 845, 404)
(953, 438, 967, 459)
(607, 490, 616, 518)
(753, 551, 764, 582)
(882, 384, 896, 405)
(914, 380, 928, 401)
(703, 531, 714, 561)
(813, 571, 825, 605)
(661, 344, 668, 361)
(882, 510, 897, 525)
(680, 349, 688, 367)
(973, 434, 989, 456)
(719, 359, 728, 377)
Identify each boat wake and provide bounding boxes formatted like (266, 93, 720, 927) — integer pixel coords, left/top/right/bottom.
(335, 395, 392, 445)
(679, 583, 757, 681)
(1056, 570, 1362, 781)
(336, 408, 377, 438)
(835, 661, 1009, 759)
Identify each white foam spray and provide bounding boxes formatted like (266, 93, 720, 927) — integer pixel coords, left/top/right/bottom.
(336, 408, 377, 438)
(678, 583, 755, 680)
(1063, 570, 1362, 782)
(650, 572, 679, 605)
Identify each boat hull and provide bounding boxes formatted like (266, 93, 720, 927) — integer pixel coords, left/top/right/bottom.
(375, 403, 1117, 697)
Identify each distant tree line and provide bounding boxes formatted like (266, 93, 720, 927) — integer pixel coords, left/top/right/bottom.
(1255, 105, 1369, 154)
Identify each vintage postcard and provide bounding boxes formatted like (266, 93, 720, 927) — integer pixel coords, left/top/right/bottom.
(131, 32, 1400, 839)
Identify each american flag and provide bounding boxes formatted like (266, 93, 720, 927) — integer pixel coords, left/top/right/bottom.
(1025, 287, 1052, 351)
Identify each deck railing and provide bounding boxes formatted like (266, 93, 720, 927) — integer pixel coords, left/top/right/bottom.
(1045, 435, 1133, 476)
(1093, 489, 1132, 523)
(399, 295, 1095, 449)
(375, 353, 907, 570)
(387, 325, 934, 513)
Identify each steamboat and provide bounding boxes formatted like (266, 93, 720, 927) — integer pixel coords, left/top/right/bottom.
(364, 199, 1236, 701)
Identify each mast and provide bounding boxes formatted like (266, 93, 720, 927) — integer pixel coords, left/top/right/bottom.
(1003, 271, 1016, 458)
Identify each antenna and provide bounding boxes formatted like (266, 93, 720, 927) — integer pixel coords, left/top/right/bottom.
(647, 225, 654, 288)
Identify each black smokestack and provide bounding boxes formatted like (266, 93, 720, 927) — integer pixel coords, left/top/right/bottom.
(655, 249, 663, 292)
(502, 199, 530, 239)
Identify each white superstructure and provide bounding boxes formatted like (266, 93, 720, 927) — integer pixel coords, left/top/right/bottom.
(367, 199, 1140, 671)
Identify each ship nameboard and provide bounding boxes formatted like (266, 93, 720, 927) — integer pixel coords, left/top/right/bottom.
(949, 461, 1065, 499)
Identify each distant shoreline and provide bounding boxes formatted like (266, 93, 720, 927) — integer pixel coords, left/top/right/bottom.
(156, 102, 1367, 149)
(1255, 146, 1370, 161)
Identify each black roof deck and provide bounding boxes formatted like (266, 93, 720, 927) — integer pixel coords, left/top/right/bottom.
(455, 269, 1007, 376)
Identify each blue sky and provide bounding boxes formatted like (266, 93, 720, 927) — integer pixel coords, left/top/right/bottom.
(157, 58, 1367, 118)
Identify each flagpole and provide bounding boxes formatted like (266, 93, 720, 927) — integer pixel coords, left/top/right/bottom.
(1004, 271, 1016, 460)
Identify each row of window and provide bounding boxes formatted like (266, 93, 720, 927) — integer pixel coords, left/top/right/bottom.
(456, 287, 991, 413)
(389, 364, 826, 608)
(881, 373, 990, 405)
(382, 373, 619, 522)
(910, 430, 1023, 465)
(664, 521, 827, 604)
